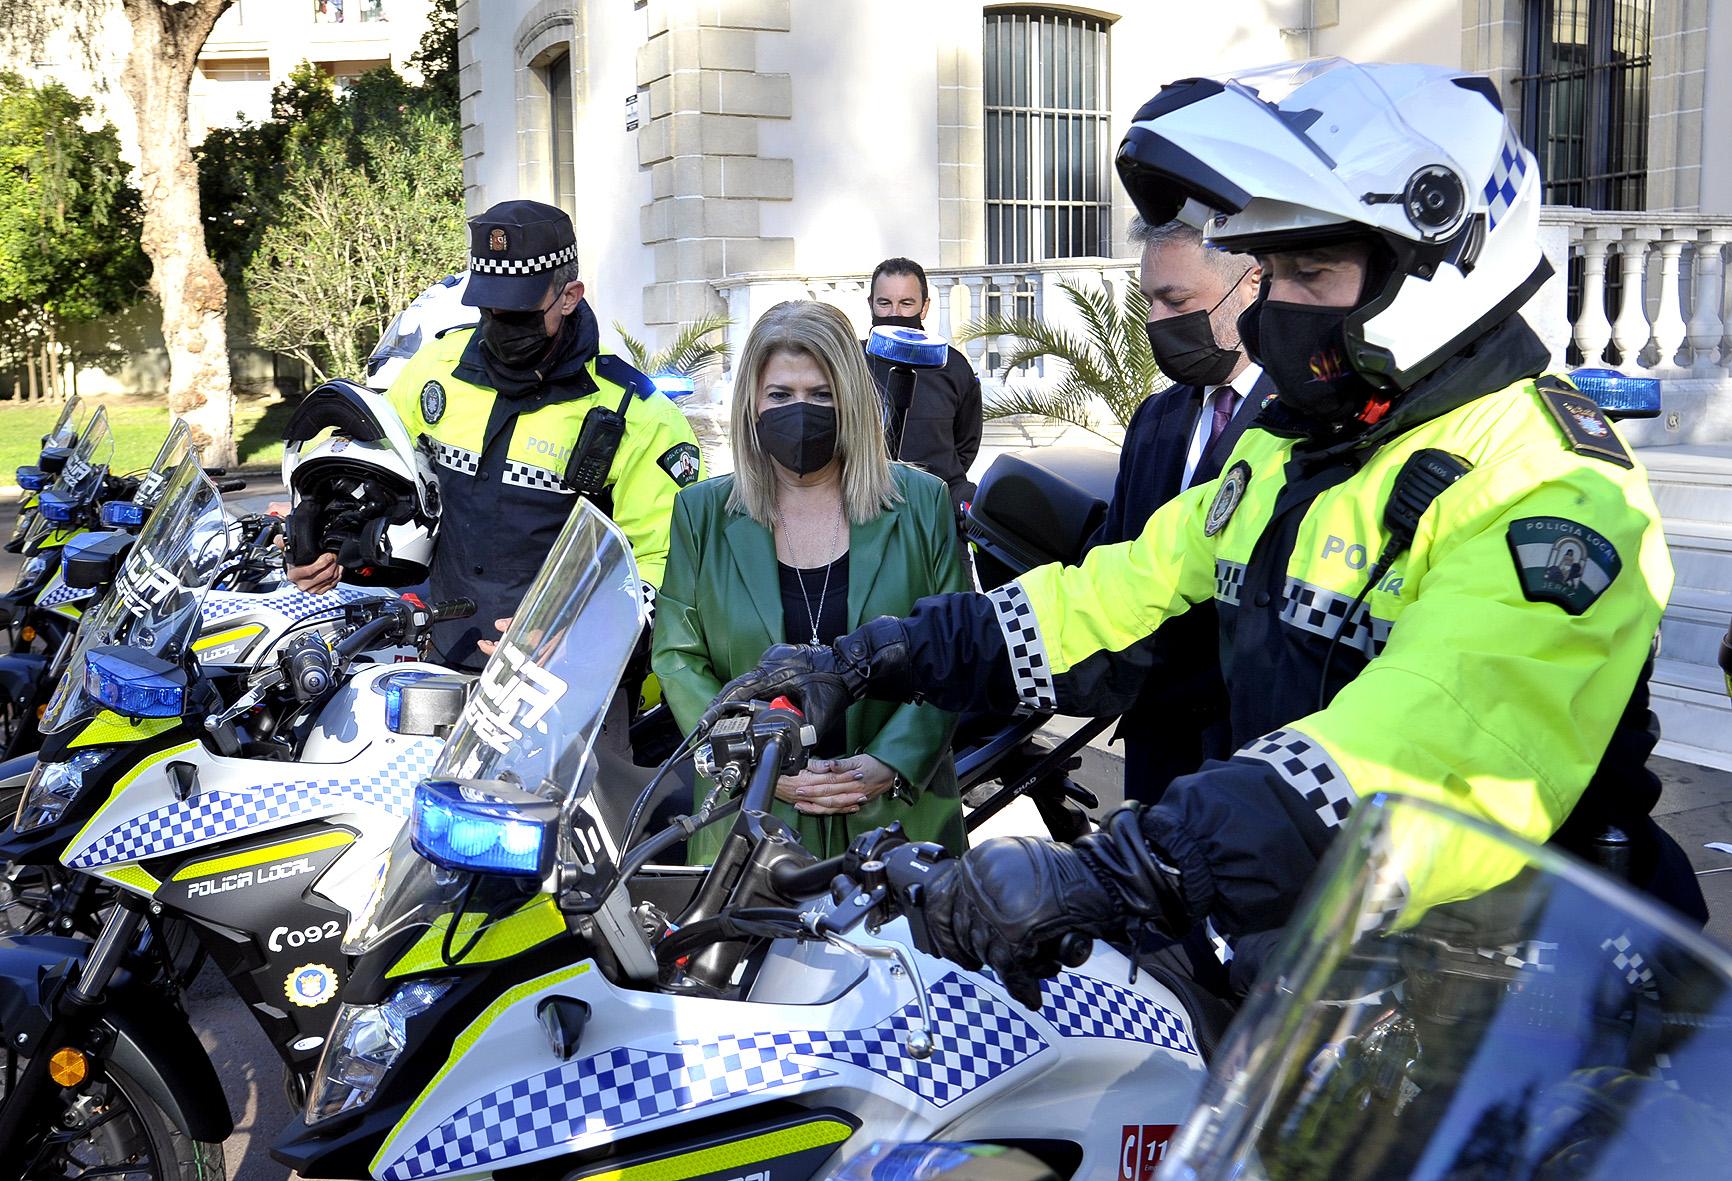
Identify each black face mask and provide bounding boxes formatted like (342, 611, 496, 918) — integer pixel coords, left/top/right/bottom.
(1239, 299, 1379, 424)
(871, 313, 924, 330)
(756, 402, 837, 476)
(1143, 271, 1250, 387)
(480, 306, 557, 370)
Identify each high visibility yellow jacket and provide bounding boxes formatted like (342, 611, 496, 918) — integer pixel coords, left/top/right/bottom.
(895, 332, 1675, 969)
(386, 307, 702, 667)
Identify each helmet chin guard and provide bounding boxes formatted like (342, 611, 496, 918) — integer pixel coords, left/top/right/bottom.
(283, 379, 438, 586)
(1116, 59, 1551, 392)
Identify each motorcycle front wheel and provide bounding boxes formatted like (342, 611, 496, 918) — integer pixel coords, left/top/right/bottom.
(12, 1056, 226, 1181)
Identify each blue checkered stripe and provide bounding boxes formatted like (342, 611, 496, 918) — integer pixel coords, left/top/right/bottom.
(38, 582, 91, 608)
(69, 743, 436, 868)
(1038, 972, 1198, 1057)
(201, 584, 373, 625)
(1482, 122, 1529, 231)
(382, 975, 1045, 1181)
(383, 1045, 833, 1180)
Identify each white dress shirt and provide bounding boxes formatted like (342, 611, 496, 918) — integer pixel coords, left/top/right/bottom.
(1181, 363, 1263, 489)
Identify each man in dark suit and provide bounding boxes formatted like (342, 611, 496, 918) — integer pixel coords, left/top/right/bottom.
(1087, 214, 1266, 804)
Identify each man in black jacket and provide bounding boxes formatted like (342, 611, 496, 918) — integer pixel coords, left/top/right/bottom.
(1088, 215, 1265, 804)
(863, 257, 983, 512)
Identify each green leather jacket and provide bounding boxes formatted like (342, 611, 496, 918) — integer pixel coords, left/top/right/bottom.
(652, 464, 969, 861)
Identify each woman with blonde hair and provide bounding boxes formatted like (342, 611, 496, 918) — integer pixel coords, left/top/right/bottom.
(653, 299, 968, 861)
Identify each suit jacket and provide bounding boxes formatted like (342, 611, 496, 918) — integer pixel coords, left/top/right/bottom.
(653, 464, 969, 860)
(1085, 373, 1268, 803)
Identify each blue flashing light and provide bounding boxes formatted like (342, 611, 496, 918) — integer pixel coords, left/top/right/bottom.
(1568, 368, 1662, 420)
(37, 491, 78, 524)
(16, 468, 48, 492)
(866, 325, 950, 369)
(379, 670, 440, 732)
(651, 374, 696, 398)
(410, 778, 558, 879)
(100, 501, 149, 529)
(84, 649, 186, 719)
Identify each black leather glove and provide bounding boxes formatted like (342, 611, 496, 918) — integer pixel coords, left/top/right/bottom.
(707, 616, 915, 737)
(921, 806, 1190, 1009)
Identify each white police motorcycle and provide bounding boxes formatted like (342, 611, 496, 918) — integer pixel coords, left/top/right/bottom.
(273, 501, 1209, 1181)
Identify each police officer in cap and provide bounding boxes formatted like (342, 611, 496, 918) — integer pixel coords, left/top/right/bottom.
(289, 200, 703, 669)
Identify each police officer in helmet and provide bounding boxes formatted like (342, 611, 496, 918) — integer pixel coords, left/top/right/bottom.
(289, 200, 703, 669)
(714, 61, 1705, 1010)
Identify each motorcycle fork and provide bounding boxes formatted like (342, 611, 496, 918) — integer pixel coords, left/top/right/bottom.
(0, 895, 147, 1181)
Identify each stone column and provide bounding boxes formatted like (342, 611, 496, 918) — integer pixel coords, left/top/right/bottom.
(636, 0, 797, 346)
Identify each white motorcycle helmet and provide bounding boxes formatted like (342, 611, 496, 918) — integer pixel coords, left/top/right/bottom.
(282, 379, 438, 586)
(1115, 58, 1547, 393)
(365, 273, 480, 393)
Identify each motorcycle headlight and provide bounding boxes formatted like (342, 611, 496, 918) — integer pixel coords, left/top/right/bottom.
(15, 750, 108, 833)
(13, 555, 50, 594)
(305, 979, 452, 1124)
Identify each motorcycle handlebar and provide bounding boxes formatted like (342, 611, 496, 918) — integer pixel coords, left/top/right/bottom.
(427, 597, 476, 624)
(215, 479, 247, 494)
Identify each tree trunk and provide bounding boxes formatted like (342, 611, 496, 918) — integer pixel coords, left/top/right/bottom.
(118, 0, 236, 465)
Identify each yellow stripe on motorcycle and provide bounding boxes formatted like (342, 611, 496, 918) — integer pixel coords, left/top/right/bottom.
(49, 604, 82, 620)
(100, 864, 161, 895)
(571, 1119, 854, 1181)
(68, 741, 202, 851)
(68, 712, 181, 749)
(192, 624, 265, 659)
(386, 894, 566, 978)
(171, 829, 355, 882)
(372, 961, 591, 1177)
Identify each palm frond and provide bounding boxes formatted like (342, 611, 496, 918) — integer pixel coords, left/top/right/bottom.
(612, 320, 653, 372)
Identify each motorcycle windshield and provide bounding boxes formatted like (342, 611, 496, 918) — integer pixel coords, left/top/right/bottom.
(55, 404, 112, 502)
(346, 500, 644, 956)
(41, 459, 231, 735)
(133, 419, 192, 507)
(1161, 794, 1732, 1181)
(45, 395, 83, 450)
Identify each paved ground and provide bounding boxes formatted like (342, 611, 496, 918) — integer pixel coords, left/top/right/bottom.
(4, 479, 1732, 1179)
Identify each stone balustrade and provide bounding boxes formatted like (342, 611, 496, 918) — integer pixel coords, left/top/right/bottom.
(1541, 208, 1732, 377)
(713, 258, 1138, 384)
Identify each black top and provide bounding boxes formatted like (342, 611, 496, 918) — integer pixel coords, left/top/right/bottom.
(780, 552, 851, 757)
(864, 345, 983, 510)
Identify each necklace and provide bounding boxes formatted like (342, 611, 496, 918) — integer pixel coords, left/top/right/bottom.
(775, 500, 842, 646)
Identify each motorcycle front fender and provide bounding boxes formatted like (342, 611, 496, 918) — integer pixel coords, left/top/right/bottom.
(0, 934, 233, 1143)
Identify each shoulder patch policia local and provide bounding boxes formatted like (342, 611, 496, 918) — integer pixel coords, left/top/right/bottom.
(1535, 379, 1631, 468)
(1205, 461, 1251, 537)
(1506, 516, 1622, 615)
(657, 442, 701, 488)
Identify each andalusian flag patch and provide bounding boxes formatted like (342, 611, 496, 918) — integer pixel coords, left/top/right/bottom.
(1506, 516, 1621, 615)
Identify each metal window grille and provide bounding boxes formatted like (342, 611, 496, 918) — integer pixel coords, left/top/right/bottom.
(545, 51, 577, 218)
(984, 8, 1111, 264)
(1517, 0, 1652, 212)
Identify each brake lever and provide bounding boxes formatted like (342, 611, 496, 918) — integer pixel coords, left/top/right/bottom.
(819, 931, 936, 1060)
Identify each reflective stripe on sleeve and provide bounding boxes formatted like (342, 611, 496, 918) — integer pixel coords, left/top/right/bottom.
(986, 582, 1057, 711)
(1236, 727, 1357, 829)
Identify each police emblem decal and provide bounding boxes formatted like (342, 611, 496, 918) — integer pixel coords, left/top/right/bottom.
(488, 227, 508, 252)
(1570, 406, 1609, 437)
(285, 963, 339, 1008)
(420, 380, 446, 424)
(1205, 461, 1250, 537)
(1506, 516, 1622, 615)
(656, 441, 701, 488)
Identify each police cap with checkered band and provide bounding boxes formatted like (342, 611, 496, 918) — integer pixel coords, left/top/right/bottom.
(1115, 59, 1550, 393)
(461, 200, 579, 312)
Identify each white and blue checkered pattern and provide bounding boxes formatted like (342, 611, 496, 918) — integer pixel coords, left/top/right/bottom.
(381, 975, 1045, 1180)
(1482, 122, 1529, 231)
(201, 584, 374, 626)
(382, 1045, 831, 1181)
(1038, 972, 1198, 1057)
(69, 742, 436, 868)
(38, 583, 91, 609)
